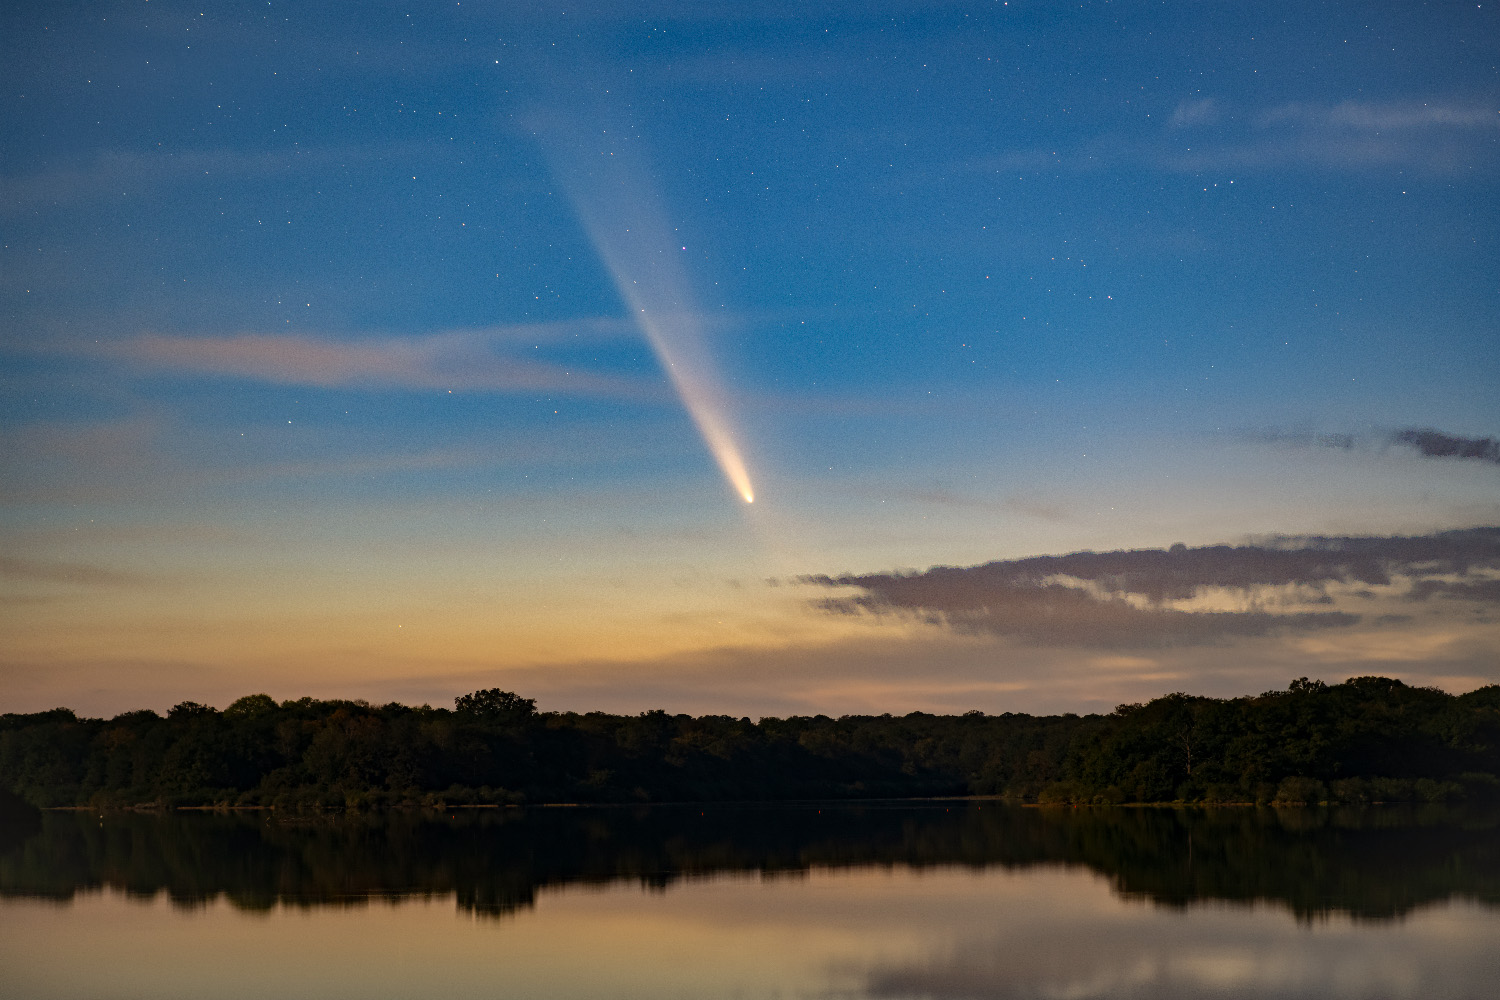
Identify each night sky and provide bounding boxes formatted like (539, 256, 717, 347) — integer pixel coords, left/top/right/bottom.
(3, 1, 1498, 717)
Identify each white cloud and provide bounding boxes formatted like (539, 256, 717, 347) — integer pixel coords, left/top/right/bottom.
(1171, 98, 1220, 128)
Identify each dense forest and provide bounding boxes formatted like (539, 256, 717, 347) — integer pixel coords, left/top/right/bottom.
(2, 677, 1498, 809)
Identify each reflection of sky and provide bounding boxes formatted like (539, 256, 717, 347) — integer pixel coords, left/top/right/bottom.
(2, 3, 1498, 714)
(3, 868, 1498, 999)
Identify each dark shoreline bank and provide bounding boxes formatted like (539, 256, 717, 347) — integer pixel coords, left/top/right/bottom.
(5, 676, 1498, 811)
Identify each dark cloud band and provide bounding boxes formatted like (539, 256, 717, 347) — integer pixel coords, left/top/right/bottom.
(804, 528, 1500, 648)
(1391, 429, 1500, 465)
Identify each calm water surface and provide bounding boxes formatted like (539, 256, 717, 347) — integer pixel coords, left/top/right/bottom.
(2, 803, 1497, 999)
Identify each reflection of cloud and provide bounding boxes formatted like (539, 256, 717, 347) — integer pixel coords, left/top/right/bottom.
(803, 529, 1500, 648)
(92, 325, 656, 399)
(863, 878, 1499, 1000)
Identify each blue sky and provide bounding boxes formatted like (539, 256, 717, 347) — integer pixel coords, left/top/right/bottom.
(3, 1, 1498, 716)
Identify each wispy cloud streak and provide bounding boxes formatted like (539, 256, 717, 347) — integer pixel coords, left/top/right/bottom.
(85, 323, 655, 399)
(961, 98, 1499, 177)
(0, 556, 142, 587)
(1258, 101, 1500, 131)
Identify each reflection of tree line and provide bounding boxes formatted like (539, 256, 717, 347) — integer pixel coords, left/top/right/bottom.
(1, 803, 1496, 921)
(2, 678, 1498, 809)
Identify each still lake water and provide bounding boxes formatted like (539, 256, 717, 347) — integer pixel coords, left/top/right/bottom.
(2, 803, 1498, 999)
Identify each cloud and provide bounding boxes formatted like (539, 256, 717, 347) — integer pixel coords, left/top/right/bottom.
(0, 414, 168, 503)
(1406, 577, 1500, 603)
(897, 489, 1071, 523)
(961, 105, 1498, 180)
(1245, 426, 1500, 467)
(0, 556, 142, 587)
(809, 580, 1358, 647)
(1090, 97, 1498, 175)
(90, 323, 660, 399)
(1245, 428, 1357, 452)
(1391, 428, 1500, 465)
(1259, 100, 1500, 132)
(1189, 99, 1499, 173)
(1170, 98, 1219, 128)
(0, 142, 450, 215)
(802, 529, 1500, 647)
(0, 403, 688, 505)
(1154, 135, 1473, 174)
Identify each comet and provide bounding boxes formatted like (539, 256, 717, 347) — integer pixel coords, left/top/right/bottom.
(623, 300, 757, 505)
(539, 115, 756, 505)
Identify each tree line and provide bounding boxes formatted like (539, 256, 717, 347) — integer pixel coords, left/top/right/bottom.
(1, 676, 1497, 809)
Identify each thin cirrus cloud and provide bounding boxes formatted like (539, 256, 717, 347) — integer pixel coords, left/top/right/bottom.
(1140, 97, 1498, 174)
(0, 141, 452, 215)
(803, 529, 1500, 648)
(958, 99, 1498, 178)
(1170, 97, 1220, 128)
(1257, 100, 1500, 131)
(94, 323, 662, 400)
(0, 555, 142, 588)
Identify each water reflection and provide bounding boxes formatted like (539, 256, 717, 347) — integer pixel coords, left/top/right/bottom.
(1, 802, 1497, 919)
(3, 804, 1499, 1000)
(856, 877, 1500, 1000)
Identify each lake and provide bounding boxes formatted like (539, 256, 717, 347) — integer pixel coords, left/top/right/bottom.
(2, 803, 1498, 998)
